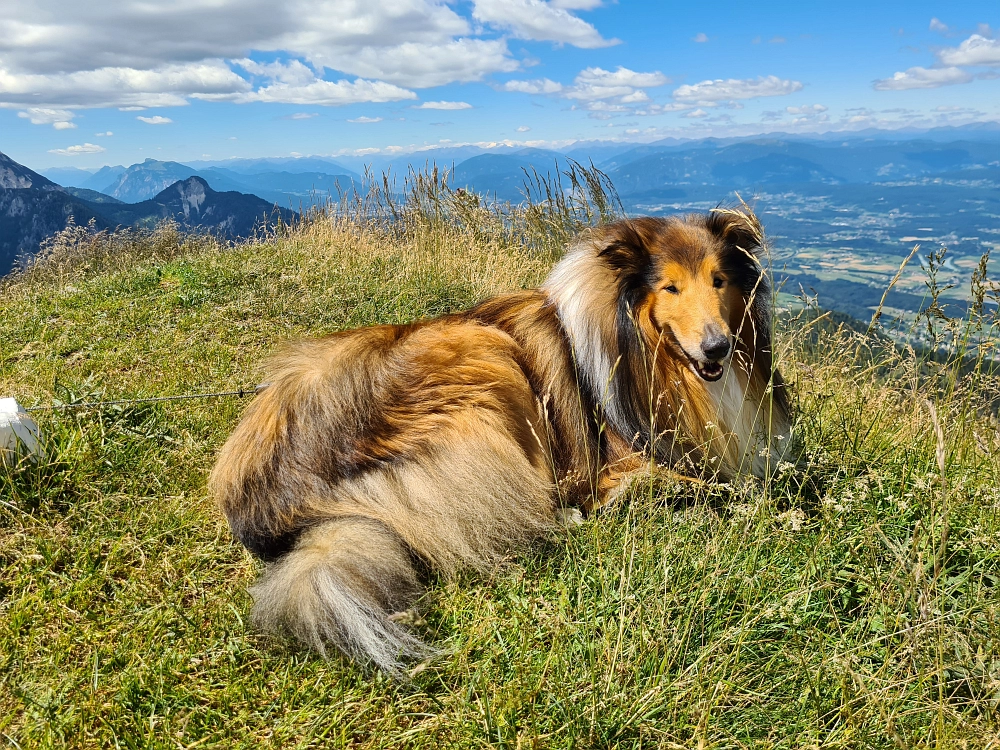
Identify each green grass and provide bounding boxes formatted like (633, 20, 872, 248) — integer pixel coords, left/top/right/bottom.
(2, 184, 999, 748)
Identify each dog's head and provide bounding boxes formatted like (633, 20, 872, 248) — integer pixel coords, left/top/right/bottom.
(596, 212, 766, 382)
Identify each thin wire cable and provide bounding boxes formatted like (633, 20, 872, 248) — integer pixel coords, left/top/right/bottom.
(24, 383, 271, 412)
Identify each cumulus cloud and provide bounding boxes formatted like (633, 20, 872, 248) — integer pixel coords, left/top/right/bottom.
(683, 108, 708, 118)
(48, 142, 105, 155)
(341, 39, 518, 88)
(549, 0, 603, 8)
(17, 107, 76, 128)
(471, 0, 616, 49)
(501, 78, 564, 94)
(937, 34, 1000, 67)
(673, 75, 803, 103)
(416, 101, 472, 109)
(234, 59, 316, 86)
(785, 104, 827, 115)
(501, 66, 668, 119)
(873, 66, 973, 90)
(137, 115, 172, 124)
(564, 66, 669, 101)
(620, 90, 649, 103)
(0, 0, 615, 110)
(288, 112, 317, 119)
(348, 115, 382, 122)
(0, 62, 250, 109)
(95, 130, 113, 136)
(693, 33, 708, 43)
(240, 77, 416, 105)
(516, 125, 531, 131)
(929, 17, 949, 34)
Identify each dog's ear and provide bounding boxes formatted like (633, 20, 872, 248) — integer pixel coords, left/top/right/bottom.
(705, 209, 766, 297)
(704, 208, 763, 258)
(595, 219, 662, 287)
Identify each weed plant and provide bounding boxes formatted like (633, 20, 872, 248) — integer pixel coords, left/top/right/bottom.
(1, 168, 998, 748)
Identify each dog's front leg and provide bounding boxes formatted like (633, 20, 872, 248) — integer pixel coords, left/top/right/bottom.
(585, 453, 707, 513)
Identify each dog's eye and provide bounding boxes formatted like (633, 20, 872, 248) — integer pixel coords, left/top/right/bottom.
(713, 277, 725, 289)
(664, 284, 679, 294)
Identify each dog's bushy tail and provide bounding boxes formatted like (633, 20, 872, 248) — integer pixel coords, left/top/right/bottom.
(250, 516, 433, 676)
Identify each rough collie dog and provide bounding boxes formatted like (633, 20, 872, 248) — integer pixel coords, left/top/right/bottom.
(210, 211, 793, 674)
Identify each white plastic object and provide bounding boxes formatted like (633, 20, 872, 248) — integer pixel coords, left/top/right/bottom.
(0, 397, 44, 466)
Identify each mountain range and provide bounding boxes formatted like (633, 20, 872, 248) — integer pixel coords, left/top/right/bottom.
(44, 156, 361, 207)
(1, 152, 296, 276)
(9, 125, 1000, 323)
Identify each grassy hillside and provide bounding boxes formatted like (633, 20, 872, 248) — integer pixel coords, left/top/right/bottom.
(1, 176, 998, 748)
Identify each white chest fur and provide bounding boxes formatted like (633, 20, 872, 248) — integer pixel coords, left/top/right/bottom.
(704, 368, 788, 477)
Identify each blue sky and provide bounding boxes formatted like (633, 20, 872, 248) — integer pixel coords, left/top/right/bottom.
(2, 0, 998, 170)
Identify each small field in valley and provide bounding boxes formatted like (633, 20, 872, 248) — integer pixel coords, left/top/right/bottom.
(2, 177, 999, 748)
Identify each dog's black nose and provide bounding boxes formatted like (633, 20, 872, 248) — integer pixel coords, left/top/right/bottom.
(702, 335, 730, 362)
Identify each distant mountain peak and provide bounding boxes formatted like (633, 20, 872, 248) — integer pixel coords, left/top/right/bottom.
(0, 151, 59, 191)
(161, 175, 212, 194)
(158, 176, 212, 218)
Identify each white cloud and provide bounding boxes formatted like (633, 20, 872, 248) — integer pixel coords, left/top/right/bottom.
(0, 1, 474, 78)
(620, 90, 649, 103)
(346, 39, 518, 88)
(929, 17, 949, 34)
(501, 66, 668, 120)
(937, 34, 1000, 67)
(471, 0, 616, 48)
(288, 112, 317, 119)
(873, 66, 973, 90)
(516, 125, 530, 131)
(416, 100, 472, 110)
(501, 78, 563, 94)
(348, 115, 383, 122)
(549, 0, 603, 8)
(564, 66, 669, 101)
(673, 75, 803, 102)
(785, 104, 827, 114)
(48, 142, 105, 155)
(17, 107, 76, 128)
(95, 130, 113, 136)
(693, 33, 708, 43)
(237, 78, 416, 105)
(583, 100, 629, 113)
(137, 115, 172, 124)
(234, 59, 317, 86)
(638, 102, 695, 114)
(0, 0, 610, 109)
(683, 108, 708, 118)
(0, 62, 250, 109)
